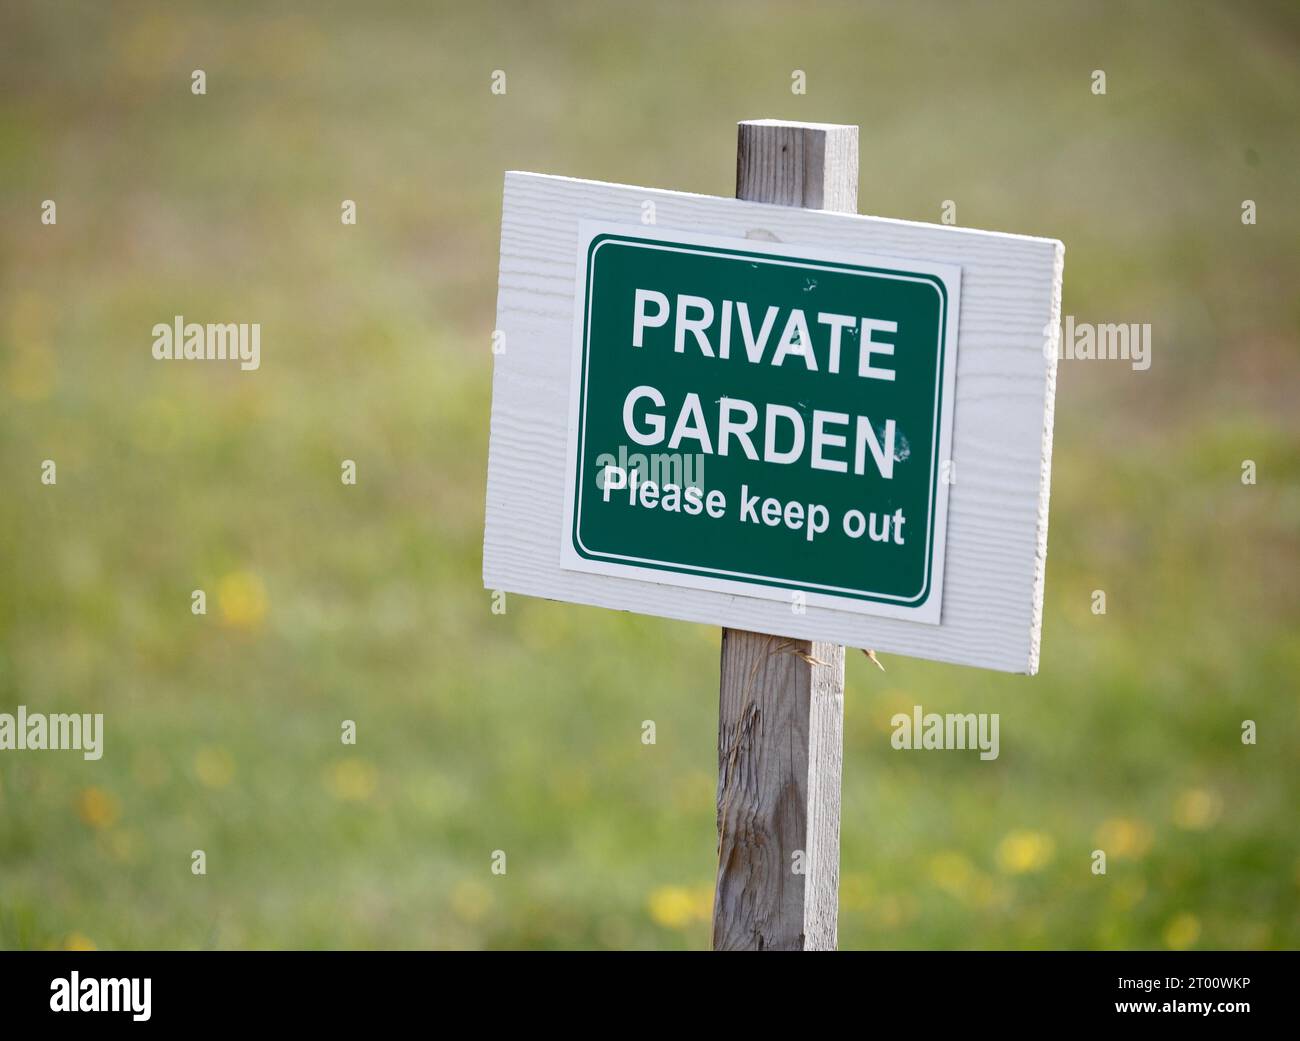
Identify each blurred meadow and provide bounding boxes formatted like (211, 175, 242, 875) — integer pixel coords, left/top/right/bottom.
(0, 0, 1297, 950)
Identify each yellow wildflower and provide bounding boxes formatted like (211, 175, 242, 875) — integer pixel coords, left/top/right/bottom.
(76, 787, 120, 830)
(1164, 913, 1201, 950)
(996, 829, 1055, 874)
(217, 571, 268, 629)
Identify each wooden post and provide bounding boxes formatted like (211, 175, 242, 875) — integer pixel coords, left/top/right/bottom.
(712, 120, 857, 952)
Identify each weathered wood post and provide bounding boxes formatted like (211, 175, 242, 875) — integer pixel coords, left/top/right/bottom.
(713, 120, 858, 951)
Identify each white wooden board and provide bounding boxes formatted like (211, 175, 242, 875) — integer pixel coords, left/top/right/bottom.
(484, 172, 1063, 674)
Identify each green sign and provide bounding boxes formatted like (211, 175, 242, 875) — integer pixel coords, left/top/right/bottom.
(561, 224, 961, 623)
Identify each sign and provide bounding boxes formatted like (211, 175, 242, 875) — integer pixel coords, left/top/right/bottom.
(561, 224, 961, 623)
(484, 172, 1063, 673)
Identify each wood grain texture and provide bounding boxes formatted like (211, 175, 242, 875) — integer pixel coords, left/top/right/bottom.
(713, 631, 844, 950)
(736, 119, 858, 212)
(484, 170, 1063, 674)
(713, 121, 852, 953)
(802, 639, 845, 948)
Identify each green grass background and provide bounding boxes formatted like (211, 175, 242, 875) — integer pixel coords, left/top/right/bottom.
(0, 0, 1296, 950)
